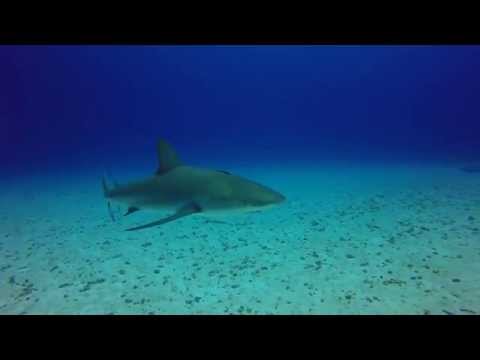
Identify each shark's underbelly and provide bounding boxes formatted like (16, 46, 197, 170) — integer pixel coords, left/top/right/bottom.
(125, 191, 254, 214)
(130, 192, 190, 210)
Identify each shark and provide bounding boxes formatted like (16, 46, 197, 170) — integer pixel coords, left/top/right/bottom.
(102, 139, 285, 231)
(460, 164, 480, 173)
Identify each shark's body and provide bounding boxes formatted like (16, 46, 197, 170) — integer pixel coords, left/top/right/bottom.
(460, 164, 480, 173)
(103, 139, 285, 231)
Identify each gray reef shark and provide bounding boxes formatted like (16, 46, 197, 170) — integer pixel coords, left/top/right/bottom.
(460, 164, 480, 173)
(102, 139, 285, 231)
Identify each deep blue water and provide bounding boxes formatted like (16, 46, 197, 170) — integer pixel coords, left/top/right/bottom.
(2, 45, 480, 176)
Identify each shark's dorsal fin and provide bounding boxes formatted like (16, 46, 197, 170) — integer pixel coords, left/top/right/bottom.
(155, 139, 182, 175)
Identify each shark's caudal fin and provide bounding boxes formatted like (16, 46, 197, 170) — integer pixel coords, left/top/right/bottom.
(155, 139, 183, 175)
(101, 175, 110, 196)
(102, 174, 116, 222)
(106, 169, 119, 187)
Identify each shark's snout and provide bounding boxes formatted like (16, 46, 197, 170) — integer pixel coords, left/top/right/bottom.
(264, 189, 285, 204)
(252, 188, 286, 208)
(275, 192, 286, 204)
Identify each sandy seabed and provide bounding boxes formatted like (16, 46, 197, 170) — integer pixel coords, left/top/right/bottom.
(1, 163, 479, 314)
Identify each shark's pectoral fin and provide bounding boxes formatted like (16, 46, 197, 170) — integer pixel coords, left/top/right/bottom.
(124, 206, 141, 216)
(125, 202, 202, 231)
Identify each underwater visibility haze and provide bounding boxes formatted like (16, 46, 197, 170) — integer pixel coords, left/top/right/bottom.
(1, 45, 480, 314)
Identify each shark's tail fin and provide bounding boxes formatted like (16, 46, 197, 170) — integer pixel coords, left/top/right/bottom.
(102, 172, 116, 222)
(102, 169, 119, 196)
(102, 175, 110, 197)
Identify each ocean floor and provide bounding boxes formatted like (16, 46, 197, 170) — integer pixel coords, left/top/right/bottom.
(1, 163, 479, 314)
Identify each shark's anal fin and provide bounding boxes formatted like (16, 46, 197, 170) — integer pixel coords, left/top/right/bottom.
(124, 206, 140, 216)
(125, 202, 202, 231)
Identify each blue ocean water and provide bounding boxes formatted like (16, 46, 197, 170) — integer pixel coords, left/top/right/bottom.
(2, 46, 480, 173)
(1, 45, 480, 314)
